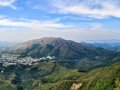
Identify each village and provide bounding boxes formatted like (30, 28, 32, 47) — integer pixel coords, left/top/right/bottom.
(0, 54, 56, 67)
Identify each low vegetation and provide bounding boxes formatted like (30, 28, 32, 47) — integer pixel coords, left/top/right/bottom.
(0, 61, 119, 90)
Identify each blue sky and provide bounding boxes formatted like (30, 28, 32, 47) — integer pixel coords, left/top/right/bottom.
(0, 0, 120, 41)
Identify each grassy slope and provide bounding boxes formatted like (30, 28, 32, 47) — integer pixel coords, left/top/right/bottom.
(0, 62, 119, 90)
(80, 63, 120, 90)
(0, 73, 17, 90)
(35, 63, 120, 90)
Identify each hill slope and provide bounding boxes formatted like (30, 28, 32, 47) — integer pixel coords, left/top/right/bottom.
(0, 61, 119, 90)
(38, 62, 120, 90)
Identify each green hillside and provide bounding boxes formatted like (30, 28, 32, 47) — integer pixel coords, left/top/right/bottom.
(0, 62, 119, 90)
(35, 62, 120, 90)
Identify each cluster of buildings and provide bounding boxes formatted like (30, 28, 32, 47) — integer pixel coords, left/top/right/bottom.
(0, 54, 56, 67)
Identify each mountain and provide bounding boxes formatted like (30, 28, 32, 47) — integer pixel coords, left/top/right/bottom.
(11, 37, 112, 60)
(9, 37, 115, 71)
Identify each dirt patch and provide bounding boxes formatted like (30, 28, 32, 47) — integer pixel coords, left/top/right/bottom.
(114, 87, 120, 90)
(71, 82, 82, 90)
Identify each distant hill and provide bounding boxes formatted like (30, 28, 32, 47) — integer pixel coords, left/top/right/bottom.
(92, 42, 120, 52)
(0, 41, 19, 48)
(11, 37, 112, 60)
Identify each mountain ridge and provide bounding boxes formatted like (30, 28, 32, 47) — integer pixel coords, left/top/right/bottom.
(11, 37, 112, 60)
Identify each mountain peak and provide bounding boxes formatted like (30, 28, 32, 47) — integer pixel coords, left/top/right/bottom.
(39, 37, 63, 40)
(25, 37, 67, 46)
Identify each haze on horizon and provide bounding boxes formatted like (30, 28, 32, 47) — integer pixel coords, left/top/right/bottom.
(0, 0, 120, 42)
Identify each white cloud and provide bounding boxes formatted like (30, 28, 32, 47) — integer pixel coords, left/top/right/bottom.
(51, 0, 120, 19)
(0, 18, 120, 41)
(0, 24, 120, 42)
(0, 18, 73, 30)
(0, 0, 16, 9)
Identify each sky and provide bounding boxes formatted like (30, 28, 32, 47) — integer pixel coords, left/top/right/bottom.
(0, 0, 120, 42)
